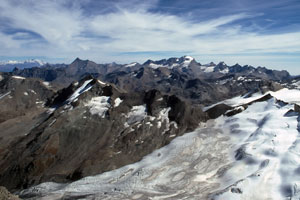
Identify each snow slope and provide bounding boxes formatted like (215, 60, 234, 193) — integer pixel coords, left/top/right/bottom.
(19, 88, 300, 200)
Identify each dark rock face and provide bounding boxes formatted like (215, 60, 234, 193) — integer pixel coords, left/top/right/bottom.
(0, 74, 55, 192)
(0, 77, 208, 191)
(206, 104, 233, 119)
(0, 74, 54, 123)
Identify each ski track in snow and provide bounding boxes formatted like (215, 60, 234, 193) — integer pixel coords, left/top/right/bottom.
(20, 89, 300, 200)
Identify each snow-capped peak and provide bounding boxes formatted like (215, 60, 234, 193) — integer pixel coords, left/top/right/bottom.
(182, 56, 195, 67)
(183, 56, 194, 61)
(0, 59, 46, 66)
(125, 62, 138, 68)
(146, 56, 196, 69)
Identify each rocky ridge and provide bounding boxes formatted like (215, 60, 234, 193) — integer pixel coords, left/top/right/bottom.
(0, 75, 207, 191)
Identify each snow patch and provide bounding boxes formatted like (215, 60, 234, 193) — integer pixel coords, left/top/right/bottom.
(219, 68, 229, 74)
(24, 92, 28, 96)
(97, 80, 106, 85)
(43, 82, 50, 87)
(237, 76, 245, 81)
(85, 96, 110, 118)
(149, 63, 164, 69)
(114, 98, 123, 107)
(12, 75, 25, 80)
(125, 62, 137, 67)
(126, 105, 147, 125)
(47, 108, 56, 114)
(157, 107, 175, 134)
(201, 66, 214, 73)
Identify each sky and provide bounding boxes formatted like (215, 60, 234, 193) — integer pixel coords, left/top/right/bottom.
(0, 0, 299, 74)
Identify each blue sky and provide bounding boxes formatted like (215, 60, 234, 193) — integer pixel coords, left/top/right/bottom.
(0, 0, 299, 74)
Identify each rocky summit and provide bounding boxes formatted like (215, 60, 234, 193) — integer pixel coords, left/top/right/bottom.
(0, 56, 299, 199)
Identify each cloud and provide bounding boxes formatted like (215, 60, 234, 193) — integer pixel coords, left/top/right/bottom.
(0, 0, 299, 73)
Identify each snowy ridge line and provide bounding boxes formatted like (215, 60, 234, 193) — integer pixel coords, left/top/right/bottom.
(203, 88, 300, 112)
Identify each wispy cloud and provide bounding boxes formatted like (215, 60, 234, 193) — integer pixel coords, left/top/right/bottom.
(0, 0, 299, 73)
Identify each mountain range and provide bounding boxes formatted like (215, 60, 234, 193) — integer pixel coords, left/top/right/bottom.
(0, 56, 299, 199)
(11, 56, 288, 104)
(0, 59, 46, 72)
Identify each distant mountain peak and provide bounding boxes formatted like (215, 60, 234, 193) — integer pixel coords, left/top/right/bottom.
(182, 55, 195, 61)
(0, 59, 46, 66)
(0, 59, 46, 72)
(202, 62, 216, 67)
(72, 57, 85, 63)
(143, 55, 198, 69)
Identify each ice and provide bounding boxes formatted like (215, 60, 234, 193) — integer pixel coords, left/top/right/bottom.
(85, 96, 110, 118)
(12, 75, 25, 79)
(114, 98, 123, 107)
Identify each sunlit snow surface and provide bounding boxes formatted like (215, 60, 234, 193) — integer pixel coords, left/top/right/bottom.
(85, 96, 110, 118)
(20, 89, 300, 200)
(68, 79, 93, 103)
